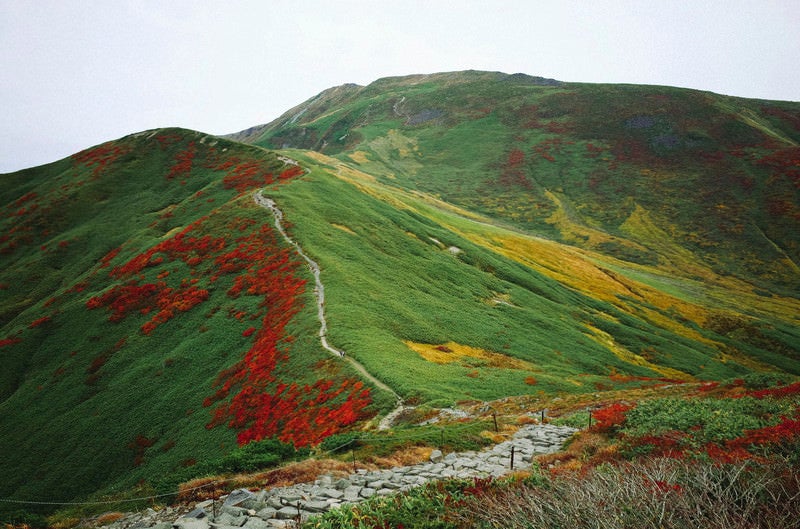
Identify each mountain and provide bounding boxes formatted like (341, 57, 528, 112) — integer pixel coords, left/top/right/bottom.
(1, 71, 798, 515)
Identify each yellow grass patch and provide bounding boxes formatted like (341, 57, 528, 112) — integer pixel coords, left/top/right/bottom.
(544, 190, 617, 246)
(583, 323, 694, 381)
(404, 340, 535, 370)
(331, 223, 356, 235)
(162, 225, 184, 239)
(486, 291, 517, 307)
(348, 151, 371, 164)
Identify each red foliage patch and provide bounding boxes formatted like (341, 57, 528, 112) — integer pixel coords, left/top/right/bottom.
(0, 336, 21, 348)
(758, 146, 800, 188)
(591, 403, 633, 432)
(730, 414, 800, 449)
(279, 166, 305, 180)
(28, 316, 52, 329)
(167, 141, 196, 181)
(497, 148, 530, 189)
(222, 162, 276, 193)
(72, 143, 131, 178)
(99, 247, 121, 268)
(87, 282, 162, 322)
(531, 137, 566, 163)
(748, 381, 800, 399)
(110, 219, 225, 279)
(199, 222, 371, 447)
(128, 434, 156, 467)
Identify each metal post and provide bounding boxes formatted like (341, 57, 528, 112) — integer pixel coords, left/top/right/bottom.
(351, 447, 357, 472)
(493, 411, 498, 432)
(510, 445, 515, 470)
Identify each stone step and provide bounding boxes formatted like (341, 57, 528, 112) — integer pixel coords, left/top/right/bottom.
(100, 424, 577, 529)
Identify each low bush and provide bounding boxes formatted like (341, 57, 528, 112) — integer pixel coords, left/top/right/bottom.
(453, 458, 800, 529)
(305, 458, 800, 529)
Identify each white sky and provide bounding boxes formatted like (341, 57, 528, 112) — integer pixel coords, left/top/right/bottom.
(1, 0, 798, 173)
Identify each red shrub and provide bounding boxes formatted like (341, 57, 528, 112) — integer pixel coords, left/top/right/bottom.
(167, 142, 196, 180)
(28, 316, 52, 328)
(72, 143, 131, 177)
(0, 336, 21, 348)
(748, 381, 800, 399)
(279, 166, 305, 180)
(222, 162, 276, 193)
(729, 414, 800, 449)
(591, 403, 634, 432)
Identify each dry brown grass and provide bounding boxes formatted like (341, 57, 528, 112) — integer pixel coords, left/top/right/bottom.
(92, 513, 123, 526)
(177, 458, 361, 502)
(368, 446, 433, 467)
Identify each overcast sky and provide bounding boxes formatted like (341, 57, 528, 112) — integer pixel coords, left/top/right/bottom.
(1, 0, 798, 173)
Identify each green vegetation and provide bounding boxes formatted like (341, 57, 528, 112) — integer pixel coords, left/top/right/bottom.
(304, 460, 800, 529)
(319, 420, 493, 460)
(1, 71, 798, 521)
(304, 377, 800, 529)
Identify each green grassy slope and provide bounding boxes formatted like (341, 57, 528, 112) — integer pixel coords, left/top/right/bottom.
(267, 151, 798, 391)
(1, 71, 798, 515)
(247, 70, 800, 292)
(0, 130, 380, 512)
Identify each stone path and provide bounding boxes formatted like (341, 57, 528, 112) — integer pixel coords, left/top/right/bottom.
(101, 424, 576, 529)
(253, 187, 404, 415)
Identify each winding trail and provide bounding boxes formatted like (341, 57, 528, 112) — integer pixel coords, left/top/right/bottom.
(253, 178, 405, 426)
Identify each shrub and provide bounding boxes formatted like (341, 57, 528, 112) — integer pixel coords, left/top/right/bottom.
(590, 402, 633, 432)
(452, 458, 800, 529)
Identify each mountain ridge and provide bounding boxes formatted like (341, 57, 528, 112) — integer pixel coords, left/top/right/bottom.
(1, 70, 798, 518)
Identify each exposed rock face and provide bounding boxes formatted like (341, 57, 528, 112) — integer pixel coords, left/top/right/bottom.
(99, 424, 576, 529)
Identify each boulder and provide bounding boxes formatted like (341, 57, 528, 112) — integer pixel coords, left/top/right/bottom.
(334, 478, 352, 490)
(275, 506, 299, 520)
(302, 500, 330, 513)
(242, 518, 270, 529)
(182, 507, 207, 520)
(359, 487, 376, 498)
(343, 486, 362, 502)
(223, 489, 256, 508)
(172, 517, 209, 529)
(254, 507, 277, 521)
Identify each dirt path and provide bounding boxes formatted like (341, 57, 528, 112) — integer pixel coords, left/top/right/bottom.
(253, 186, 404, 424)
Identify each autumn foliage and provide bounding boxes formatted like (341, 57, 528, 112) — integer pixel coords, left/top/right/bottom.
(590, 402, 633, 432)
(87, 199, 372, 447)
(71, 142, 132, 177)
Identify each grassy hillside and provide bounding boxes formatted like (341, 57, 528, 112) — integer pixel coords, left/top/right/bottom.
(1, 71, 798, 519)
(246, 70, 800, 292)
(0, 130, 380, 514)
